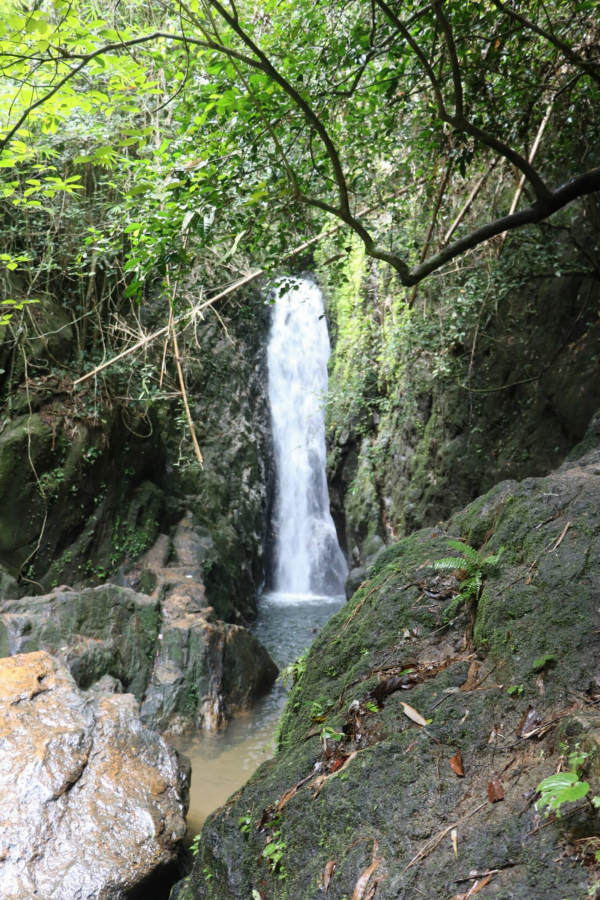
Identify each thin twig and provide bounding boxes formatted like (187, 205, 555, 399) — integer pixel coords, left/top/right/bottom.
(402, 801, 487, 872)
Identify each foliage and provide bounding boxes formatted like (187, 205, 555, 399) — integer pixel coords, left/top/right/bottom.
(535, 748, 596, 817)
(0, 0, 598, 309)
(433, 539, 504, 620)
(262, 830, 287, 880)
(279, 648, 309, 689)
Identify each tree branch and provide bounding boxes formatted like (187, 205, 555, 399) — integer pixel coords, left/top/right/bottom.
(432, 0, 463, 119)
(492, 0, 600, 85)
(375, 0, 552, 202)
(0, 30, 260, 154)
(406, 167, 600, 284)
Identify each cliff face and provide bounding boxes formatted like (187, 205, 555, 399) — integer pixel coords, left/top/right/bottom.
(172, 415, 600, 900)
(0, 283, 274, 622)
(319, 209, 600, 572)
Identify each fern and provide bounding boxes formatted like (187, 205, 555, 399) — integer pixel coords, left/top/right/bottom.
(433, 556, 472, 573)
(446, 539, 481, 564)
(432, 540, 504, 621)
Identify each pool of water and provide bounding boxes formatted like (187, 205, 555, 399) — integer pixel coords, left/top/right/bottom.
(173, 591, 344, 836)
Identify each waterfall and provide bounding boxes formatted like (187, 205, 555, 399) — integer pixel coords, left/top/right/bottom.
(267, 277, 348, 597)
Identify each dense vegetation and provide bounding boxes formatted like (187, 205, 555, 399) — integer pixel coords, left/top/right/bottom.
(0, 0, 598, 583)
(1, 0, 599, 308)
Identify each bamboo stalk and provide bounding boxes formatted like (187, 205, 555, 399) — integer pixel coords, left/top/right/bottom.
(498, 101, 554, 253)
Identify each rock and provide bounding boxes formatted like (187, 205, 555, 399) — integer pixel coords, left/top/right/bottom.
(0, 519, 278, 734)
(132, 519, 278, 733)
(0, 650, 188, 900)
(173, 427, 600, 899)
(345, 564, 366, 598)
(0, 413, 55, 570)
(0, 583, 160, 697)
(326, 266, 600, 558)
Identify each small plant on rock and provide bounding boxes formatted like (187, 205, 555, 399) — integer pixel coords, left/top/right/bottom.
(433, 539, 504, 621)
(536, 748, 597, 817)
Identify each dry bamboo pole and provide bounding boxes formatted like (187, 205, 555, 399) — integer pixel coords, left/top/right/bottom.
(497, 101, 554, 253)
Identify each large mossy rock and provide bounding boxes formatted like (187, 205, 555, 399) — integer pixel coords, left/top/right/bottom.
(0, 650, 189, 899)
(0, 515, 278, 734)
(0, 406, 165, 585)
(172, 433, 600, 898)
(0, 583, 160, 697)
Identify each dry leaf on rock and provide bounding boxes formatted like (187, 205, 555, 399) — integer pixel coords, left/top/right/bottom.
(352, 858, 381, 900)
(322, 859, 336, 892)
(487, 778, 504, 803)
(449, 872, 493, 899)
(311, 751, 357, 797)
(450, 827, 458, 858)
(449, 750, 465, 777)
(461, 660, 480, 692)
(400, 701, 428, 727)
(517, 706, 541, 738)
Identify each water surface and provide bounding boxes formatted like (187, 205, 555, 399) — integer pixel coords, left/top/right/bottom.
(177, 591, 344, 835)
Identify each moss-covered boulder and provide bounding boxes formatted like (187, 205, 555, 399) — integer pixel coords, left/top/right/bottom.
(0, 584, 160, 697)
(172, 429, 600, 899)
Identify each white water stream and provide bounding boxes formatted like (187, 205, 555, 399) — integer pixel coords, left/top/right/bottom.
(175, 278, 347, 835)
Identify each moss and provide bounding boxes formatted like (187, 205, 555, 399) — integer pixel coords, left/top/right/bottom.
(173, 435, 600, 899)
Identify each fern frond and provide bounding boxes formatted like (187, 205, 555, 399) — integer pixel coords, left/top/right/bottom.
(446, 539, 480, 563)
(482, 546, 504, 569)
(432, 557, 468, 572)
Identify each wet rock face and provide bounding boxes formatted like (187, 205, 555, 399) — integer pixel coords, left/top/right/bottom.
(125, 514, 278, 733)
(0, 650, 188, 900)
(325, 268, 600, 563)
(173, 425, 600, 899)
(0, 515, 278, 734)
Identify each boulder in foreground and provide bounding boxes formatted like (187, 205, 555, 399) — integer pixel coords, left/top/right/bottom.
(0, 650, 189, 899)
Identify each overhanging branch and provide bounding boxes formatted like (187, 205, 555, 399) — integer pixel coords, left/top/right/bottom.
(405, 167, 600, 284)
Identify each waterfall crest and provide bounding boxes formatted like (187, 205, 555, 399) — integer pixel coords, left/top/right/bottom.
(267, 277, 347, 597)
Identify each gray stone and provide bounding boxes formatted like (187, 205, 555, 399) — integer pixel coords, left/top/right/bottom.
(0, 650, 188, 900)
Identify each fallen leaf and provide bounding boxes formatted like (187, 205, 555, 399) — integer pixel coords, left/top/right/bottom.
(311, 751, 358, 797)
(469, 874, 493, 895)
(273, 770, 315, 813)
(550, 520, 571, 551)
(449, 750, 465, 777)
(352, 857, 381, 900)
(400, 701, 428, 727)
(449, 872, 493, 899)
(517, 706, 541, 738)
(276, 784, 301, 811)
(450, 827, 458, 858)
(461, 660, 480, 692)
(322, 859, 336, 892)
(487, 778, 504, 803)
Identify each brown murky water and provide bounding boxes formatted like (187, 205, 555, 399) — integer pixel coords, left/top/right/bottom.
(173, 591, 344, 837)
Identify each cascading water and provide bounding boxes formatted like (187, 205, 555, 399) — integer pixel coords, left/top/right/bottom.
(267, 277, 348, 597)
(174, 276, 347, 835)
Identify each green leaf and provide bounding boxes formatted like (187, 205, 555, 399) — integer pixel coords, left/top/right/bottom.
(536, 772, 590, 815)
